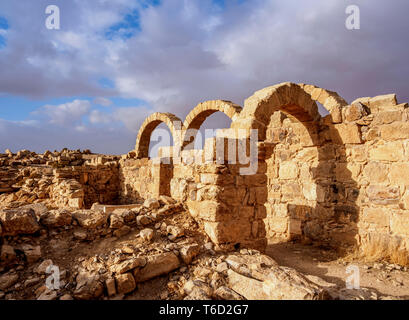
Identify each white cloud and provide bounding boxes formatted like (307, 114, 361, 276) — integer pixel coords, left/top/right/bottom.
(93, 97, 113, 107)
(35, 100, 91, 126)
(1, 0, 409, 154)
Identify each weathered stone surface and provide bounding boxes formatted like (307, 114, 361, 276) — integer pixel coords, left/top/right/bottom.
(143, 198, 160, 210)
(40, 209, 72, 227)
(227, 261, 328, 300)
(214, 286, 244, 300)
(179, 243, 200, 264)
(167, 225, 184, 240)
(36, 259, 54, 274)
(115, 273, 136, 294)
(110, 257, 147, 274)
(0, 273, 19, 291)
(0, 208, 40, 236)
(74, 271, 104, 300)
(1, 245, 16, 264)
(140, 228, 154, 242)
(105, 278, 116, 297)
(73, 210, 108, 229)
(21, 245, 42, 264)
(133, 252, 180, 283)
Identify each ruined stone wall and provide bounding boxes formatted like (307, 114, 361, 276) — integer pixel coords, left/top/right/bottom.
(0, 152, 120, 210)
(118, 158, 159, 204)
(2, 83, 409, 255)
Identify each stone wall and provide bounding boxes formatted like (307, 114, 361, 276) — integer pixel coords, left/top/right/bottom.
(1, 82, 409, 255)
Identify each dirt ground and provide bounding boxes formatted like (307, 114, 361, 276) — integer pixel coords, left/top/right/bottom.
(266, 242, 409, 299)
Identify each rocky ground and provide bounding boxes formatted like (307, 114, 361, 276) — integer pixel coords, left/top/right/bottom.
(1, 196, 409, 300)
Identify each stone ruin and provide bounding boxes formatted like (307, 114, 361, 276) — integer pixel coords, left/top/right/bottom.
(1, 82, 409, 300)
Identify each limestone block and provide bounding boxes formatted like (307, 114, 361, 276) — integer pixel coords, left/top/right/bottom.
(368, 94, 397, 109)
(366, 185, 400, 205)
(115, 273, 136, 294)
(344, 102, 369, 122)
(279, 162, 299, 180)
(380, 122, 409, 141)
(265, 216, 288, 233)
(331, 123, 362, 144)
(390, 163, 409, 185)
(204, 219, 252, 244)
(133, 252, 180, 283)
(362, 162, 390, 184)
(369, 141, 404, 162)
(362, 207, 390, 228)
(0, 208, 40, 236)
(390, 212, 409, 236)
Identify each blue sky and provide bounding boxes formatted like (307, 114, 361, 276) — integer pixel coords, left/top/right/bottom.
(0, 0, 408, 154)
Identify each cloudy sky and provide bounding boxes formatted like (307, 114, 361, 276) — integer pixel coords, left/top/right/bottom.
(0, 0, 408, 155)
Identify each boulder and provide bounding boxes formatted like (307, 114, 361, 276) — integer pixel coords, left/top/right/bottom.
(0, 207, 40, 236)
(73, 271, 104, 300)
(133, 252, 180, 283)
(225, 254, 330, 300)
(73, 210, 108, 229)
(40, 209, 72, 227)
(113, 226, 131, 238)
(37, 289, 58, 300)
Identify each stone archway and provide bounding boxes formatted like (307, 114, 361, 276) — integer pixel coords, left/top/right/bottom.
(182, 100, 242, 149)
(135, 112, 184, 159)
(227, 82, 358, 249)
(231, 82, 348, 140)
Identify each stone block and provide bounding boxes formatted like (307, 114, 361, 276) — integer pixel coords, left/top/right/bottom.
(369, 141, 404, 162)
(279, 162, 299, 180)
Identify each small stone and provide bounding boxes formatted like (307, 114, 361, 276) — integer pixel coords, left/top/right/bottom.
(36, 259, 53, 274)
(214, 286, 244, 300)
(179, 244, 200, 264)
(167, 225, 184, 240)
(37, 289, 58, 300)
(113, 226, 131, 238)
(115, 273, 136, 294)
(136, 215, 151, 226)
(216, 262, 228, 273)
(0, 245, 16, 264)
(60, 294, 73, 300)
(0, 273, 19, 291)
(105, 278, 117, 297)
(21, 245, 42, 264)
(143, 198, 160, 210)
(140, 228, 154, 242)
(110, 257, 147, 274)
(73, 230, 88, 240)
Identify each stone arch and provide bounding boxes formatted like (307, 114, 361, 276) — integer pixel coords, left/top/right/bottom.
(231, 82, 348, 140)
(182, 100, 242, 149)
(135, 112, 184, 159)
